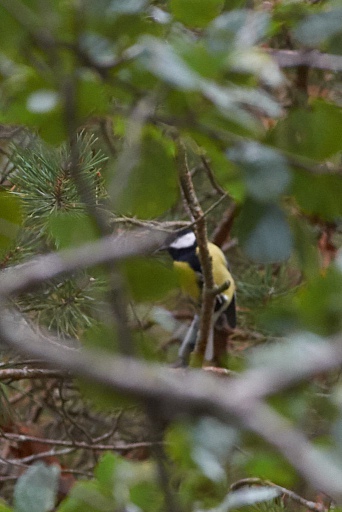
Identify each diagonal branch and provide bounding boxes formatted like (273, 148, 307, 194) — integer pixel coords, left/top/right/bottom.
(1, 294, 342, 499)
(0, 230, 166, 297)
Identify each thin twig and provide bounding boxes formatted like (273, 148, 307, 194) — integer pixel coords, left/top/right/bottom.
(1, 431, 160, 452)
(176, 140, 215, 363)
(0, 368, 65, 381)
(200, 155, 226, 196)
(230, 478, 327, 512)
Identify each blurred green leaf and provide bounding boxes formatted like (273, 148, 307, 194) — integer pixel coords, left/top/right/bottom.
(0, 190, 22, 256)
(57, 480, 112, 512)
(83, 323, 118, 354)
(291, 170, 342, 221)
(26, 90, 59, 113)
(228, 142, 291, 202)
(48, 212, 99, 249)
(237, 201, 292, 263)
(130, 481, 163, 511)
(14, 463, 60, 512)
(94, 452, 117, 492)
(193, 417, 238, 482)
(170, 0, 224, 28)
(139, 36, 200, 90)
(122, 257, 177, 302)
(229, 48, 284, 88)
(268, 101, 342, 160)
(293, 9, 342, 47)
(244, 450, 297, 488)
(77, 77, 111, 120)
(208, 10, 270, 50)
(0, 504, 12, 512)
(295, 267, 342, 335)
(166, 423, 195, 469)
(248, 332, 325, 372)
(117, 129, 178, 218)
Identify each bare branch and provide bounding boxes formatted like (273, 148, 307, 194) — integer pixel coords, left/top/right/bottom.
(269, 49, 342, 72)
(0, 368, 65, 381)
(1, 431, 160, 453)
(1, 302, 342, 499)
(176, 140, 216, 363)
(230, 478, 326, 512)
(0, 230, 166, 297)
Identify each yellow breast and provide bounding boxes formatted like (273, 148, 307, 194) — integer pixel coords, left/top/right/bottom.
(173, 243, 235, 303)
(173, 261, 201, 301)
(207, 242, 235, 302)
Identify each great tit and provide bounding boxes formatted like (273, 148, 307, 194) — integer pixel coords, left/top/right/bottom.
(167, 229, 236, 362)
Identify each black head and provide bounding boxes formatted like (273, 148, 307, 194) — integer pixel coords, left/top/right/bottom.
(167, 229, 201, 273)
(168, 229, 196, 252)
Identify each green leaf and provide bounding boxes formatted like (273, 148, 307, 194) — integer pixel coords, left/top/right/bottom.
(244, 450, 297, 488)
(139, 36, 200, 90)
(268, 101, 342, 160)
(77, 77, 111, 120)
(237, 201, 292, 263)
(122, 257, 177, 302)
(291, 170, 342, 221)
(117, 128, 178, 218)
(83, 323, 118, 354)
(130, 481, 163, 511)
(165, 423, 195, 468)
(228, 142, 291, 202)
(295, 267, 342, 336)
(0, 190, 22, 256)
(192, 417, 238, 482)
(208, 9, 270, 50)
(0, 501, 13, 512)
(170, 0, 224, 28)
(48, 212, 99, 249)
(94, 452, 117, 492)
(14, 463, 60, 512)
(57, 481, 112, 512)
(229, 47, 284, 87)
(26, 90, 59, 113)
(293, 9, 342, 47)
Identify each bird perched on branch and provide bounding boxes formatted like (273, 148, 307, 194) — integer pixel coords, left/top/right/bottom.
(167, 229, 236, 364)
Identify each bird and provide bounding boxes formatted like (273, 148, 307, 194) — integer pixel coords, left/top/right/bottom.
(167, 229, 236, 363)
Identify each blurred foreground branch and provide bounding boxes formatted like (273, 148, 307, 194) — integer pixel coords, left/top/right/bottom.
(1, 244, 342, 499)
(2, 234, 342, 500)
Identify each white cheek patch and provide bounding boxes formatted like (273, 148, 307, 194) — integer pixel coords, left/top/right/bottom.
(170, 231, 196, 250)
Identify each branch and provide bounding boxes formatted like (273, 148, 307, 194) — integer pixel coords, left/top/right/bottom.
(269, 49, 342, 72)
(176, 140, 216, 363)
(230, 478, 326, 512)
(211, 203, 238, 248)
(2, 431, 161, 453)
(0, 229, 166, 297)
(1, 301, 342, 499)
(0, 368, 65, 381)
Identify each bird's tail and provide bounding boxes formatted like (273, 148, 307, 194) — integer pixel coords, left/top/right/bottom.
(224, 294, 236, 329)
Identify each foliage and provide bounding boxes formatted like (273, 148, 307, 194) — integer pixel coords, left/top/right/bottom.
(0, 0, 341, 511)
